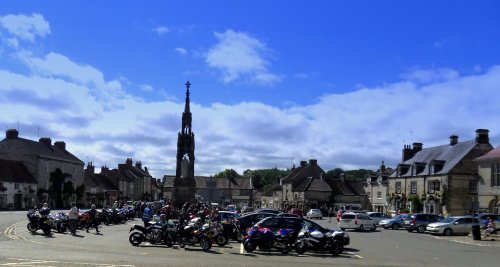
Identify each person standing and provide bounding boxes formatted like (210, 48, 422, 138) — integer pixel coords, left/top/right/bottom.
(68, 202, 79, 236)
(142, 204, 153, 227)
(86, 204, 100, 234)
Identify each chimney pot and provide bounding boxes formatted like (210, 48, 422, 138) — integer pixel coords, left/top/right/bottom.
(300, 161, 307, 167)
(39, 137, 52, 146)
(475, 129, 490, 144)
(309, 159, 317, 166)
(54, 141, 66, 150)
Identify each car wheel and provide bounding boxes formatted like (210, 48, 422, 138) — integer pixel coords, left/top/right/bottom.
(443, 228, 453, 236)
(417, 225, 425, 233)
(392, 224, 400, 230)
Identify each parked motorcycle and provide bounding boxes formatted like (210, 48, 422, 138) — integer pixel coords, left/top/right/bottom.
(222, 219, 244, 242)
(243, 226, 294, 253)
(27, 208, 52, 235)
(177, 218, 212, 250)
(49, 212, 68, 233)
(203, 221, 227, 247)
(294, 226, 348, 255)
(129, 219, 177, 247)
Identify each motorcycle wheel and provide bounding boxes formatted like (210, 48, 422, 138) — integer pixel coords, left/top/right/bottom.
(281, 243, 292, 254)
(295, 240, 307, 254)
(199, 236, 212, 251)
(330, 241, 343, 256)
(163, 233, 175, 247)
(216, 235, 228, 247)
(243, 239, 256, 252)
(178, 237, 186, 248)
(42, 225, 51, 235)
(27, 223, 37, 233)
(129, 232, 144, 246)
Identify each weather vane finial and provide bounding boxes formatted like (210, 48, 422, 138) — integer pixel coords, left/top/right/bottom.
(185, 81, 191, 90)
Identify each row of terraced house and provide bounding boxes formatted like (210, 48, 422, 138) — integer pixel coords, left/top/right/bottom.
(0, 129, 162, 209)
(365, 129, 500, 216)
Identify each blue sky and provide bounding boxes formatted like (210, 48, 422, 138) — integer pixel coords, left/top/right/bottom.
(1, 1, 500, 178)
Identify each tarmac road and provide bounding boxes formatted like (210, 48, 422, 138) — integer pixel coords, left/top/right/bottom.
(1, 211, 498, 267)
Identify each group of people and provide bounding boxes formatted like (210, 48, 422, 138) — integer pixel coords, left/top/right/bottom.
(67, 202, 100, 236)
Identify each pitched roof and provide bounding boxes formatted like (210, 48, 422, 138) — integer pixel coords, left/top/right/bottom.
(0, 137, 83, 164)
(0, 159, 36, 183)
(390, 140, 479, 177)
(162, 175, 253, 190)
(325, 179, 366, 196)
(475, 145, 500, 161)
(295, 177, 332, 192)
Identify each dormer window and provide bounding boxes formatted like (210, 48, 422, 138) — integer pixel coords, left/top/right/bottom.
(413, 162, 426, 175)
(431, 160, 445, 174)
(397, 164, 410, 176)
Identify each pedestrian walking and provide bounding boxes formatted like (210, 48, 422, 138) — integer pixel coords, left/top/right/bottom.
(86, 204, 100, 234)
(68, 202, 79, 236)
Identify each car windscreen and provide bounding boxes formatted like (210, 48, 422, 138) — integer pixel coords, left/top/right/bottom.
(440, 217, 455, 223)
(341, 214, 355, 219)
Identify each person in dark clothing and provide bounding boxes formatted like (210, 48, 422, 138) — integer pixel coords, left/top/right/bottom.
(86, 204, 100, 234)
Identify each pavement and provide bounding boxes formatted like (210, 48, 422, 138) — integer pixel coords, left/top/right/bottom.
(433, 233, 500, 247)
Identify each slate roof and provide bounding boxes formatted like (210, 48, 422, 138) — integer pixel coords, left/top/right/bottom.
(295, 177, 332, 192)
(325, 179, 366, 196)
(84, 171, 118, 191)
(0, 159, 37, 183)
(162, 175, 253, 190)
(0, 137, 83, 164)
(475, 145, 500, 161)
(389, 140, 479, 177)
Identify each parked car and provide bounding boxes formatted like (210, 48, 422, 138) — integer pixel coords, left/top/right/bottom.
(477, 213, 500, 229)
(241, 206, 254, 214)
(255, 208, 281, 215)
(426, 216, 480, 236)
(339, 212, 377, 231)
(306, 209, 323, 219)
(235, 212, 276, 232)
(366, 212, 392, 225)
(379, 214, 409, 230)
(218, 211, 241, 222)
(290, 208, 303, 218)
(403, 213, 444, 233)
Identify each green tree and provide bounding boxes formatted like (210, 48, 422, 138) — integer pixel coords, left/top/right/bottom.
(213, 169, 240, 178)
(49, 168, 65, 207)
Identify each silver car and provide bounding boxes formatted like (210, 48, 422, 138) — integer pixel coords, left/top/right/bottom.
(426, 216, 479, 236)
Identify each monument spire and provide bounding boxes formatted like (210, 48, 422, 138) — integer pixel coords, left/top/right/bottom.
(181, 81, 192, 135)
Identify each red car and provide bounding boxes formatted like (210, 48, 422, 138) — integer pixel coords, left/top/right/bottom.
(290, 208, 303, 218)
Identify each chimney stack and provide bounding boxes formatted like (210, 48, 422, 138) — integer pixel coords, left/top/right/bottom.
(101, 165, 109, 174)
(39, 137, 52, 146)
(380, 161, 386, 173)
(412, 142, 423, 153)
(126, 158, 133, 166)
(475, 129, 489, 144)
(300, 161, 307, 167)
(309, 159, 317, 166)
(135, 161, 142, 170)
(86, 162, 95, 175)
(6, 129, 18, 139)
(449, 135, 459, 146)
(54, 141, 66, 150)
(402, 145, 413, 162)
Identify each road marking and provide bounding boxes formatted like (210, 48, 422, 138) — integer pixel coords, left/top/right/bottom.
(345, 251, 363, 259)
(240, 243, 245, 254)
(4, 222, 21, 240)
(3, 258, 134, 267)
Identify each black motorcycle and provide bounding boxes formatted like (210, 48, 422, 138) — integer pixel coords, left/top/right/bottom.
(177, 218, 212, 251)
(294, 227, 349, 255)
(129, 221, 177, 247)
(27, 208, 52, 235)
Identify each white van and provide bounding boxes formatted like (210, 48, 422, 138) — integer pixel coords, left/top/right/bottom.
(339, 212, 377, 231)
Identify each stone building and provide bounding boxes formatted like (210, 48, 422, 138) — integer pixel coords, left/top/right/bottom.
(365, 161, 391, 213)
(0, 129, 84, 207)
(0, 159, 37, 209)
(474, 145, 500, 214)
(388, 129, 493, 215)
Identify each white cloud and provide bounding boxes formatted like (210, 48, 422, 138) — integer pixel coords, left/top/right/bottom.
(205, 29, 281, 85)
(140, 84, 153, 92)
(153, 26, 169, 35)
(0, 13, 50, 42)
(175, 47, 187, 55)
(400, 68, 460, 84)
